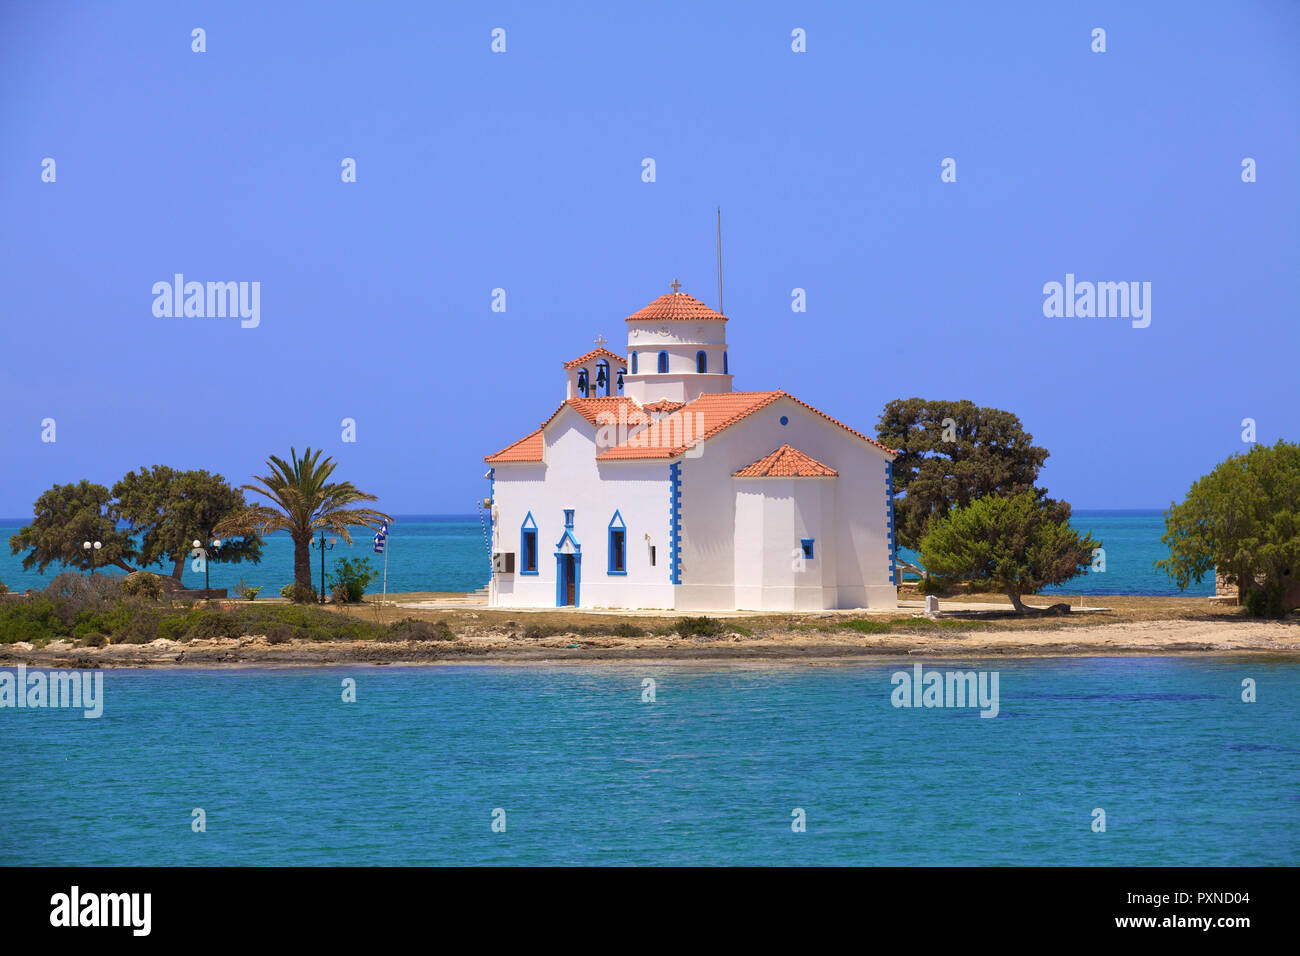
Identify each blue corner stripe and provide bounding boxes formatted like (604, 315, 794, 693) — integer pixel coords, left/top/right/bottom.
(886, 461, 896, 585)
(487, 467, 495, 558)
(669, 462, 682, 585)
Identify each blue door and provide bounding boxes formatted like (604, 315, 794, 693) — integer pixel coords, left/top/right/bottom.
(558, 554, 577, 606)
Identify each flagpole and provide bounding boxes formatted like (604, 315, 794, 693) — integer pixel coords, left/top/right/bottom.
(373, 519, 391, 609)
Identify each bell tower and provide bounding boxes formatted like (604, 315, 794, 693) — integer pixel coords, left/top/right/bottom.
(622, 280, 733, 405)
(563, 336, 627, 399)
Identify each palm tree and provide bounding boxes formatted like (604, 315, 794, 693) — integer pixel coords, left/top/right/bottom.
(214, 447, 390, 600)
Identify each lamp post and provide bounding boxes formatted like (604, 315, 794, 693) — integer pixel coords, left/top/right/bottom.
(312, 532, 337, 604)
(192, 537, 222, 596)
(82, 540, 102, 576)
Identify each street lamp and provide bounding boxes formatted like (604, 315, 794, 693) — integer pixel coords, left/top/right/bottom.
(83, 540, 102, 576)
(311, 533, 337, 604)
(192, 537, 222, 596)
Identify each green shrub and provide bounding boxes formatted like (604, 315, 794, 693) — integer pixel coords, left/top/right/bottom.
(156, 605, 243, 642)
(43, 572, 125, 627)
(235, 578, 262, 601)
(1245, 583, 1287, 620)
(284, 583, 317, 604)
(609, 622, 645, 638)
(111, 607, 167, 643)
(916, 575, 949, 597)
(675, 616, 725, 638)
(264, 624, 295, 644)
(71, 602, 134, 638)
(122, 572, 163, 600)
(328, 558, 377, 604)
(0, 597, 65, 643)
(0, 579, 8, 596)
(79, 632, 108, 647)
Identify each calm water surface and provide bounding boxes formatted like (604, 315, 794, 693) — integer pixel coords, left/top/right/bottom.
(1, 658, 1295, 865)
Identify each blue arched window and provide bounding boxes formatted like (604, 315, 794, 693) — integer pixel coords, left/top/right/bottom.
(723, 351, 728, 374)
(607, 511, 627, 574)
(595, 359, 610, 396)
(657, 351, 668, 373)
(696, 350, 707, 373)
(520, 512, 539, 575)
(630, 352, 638, 374)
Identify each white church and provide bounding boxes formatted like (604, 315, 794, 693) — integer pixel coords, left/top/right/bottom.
(483, 283, 899, 611)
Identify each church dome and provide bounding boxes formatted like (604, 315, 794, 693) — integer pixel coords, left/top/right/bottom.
(626, 286, 727, 323)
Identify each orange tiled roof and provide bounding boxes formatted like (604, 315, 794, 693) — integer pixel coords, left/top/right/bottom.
(487, 396, 647, 463)
(596, 390, 898, 460)
(545, 395, 641, 428)
(485, 427, 544, 463)
(643, 399, 685, 413)
(563, 347, 627, 370)
(626, 291, 727, 323)
(597, 391, 780, 460)
(488, 390, 896, 464)
(733, 443, 838, 478)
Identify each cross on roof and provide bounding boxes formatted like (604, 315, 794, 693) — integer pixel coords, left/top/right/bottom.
(669, 278, 681, 293)
(594, 334, 607, 347)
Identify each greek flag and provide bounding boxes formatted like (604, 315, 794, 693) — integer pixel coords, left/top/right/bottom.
(373, 520, 388, 555)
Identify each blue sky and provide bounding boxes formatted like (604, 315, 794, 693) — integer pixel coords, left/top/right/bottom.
(1, 0, 1296, 517)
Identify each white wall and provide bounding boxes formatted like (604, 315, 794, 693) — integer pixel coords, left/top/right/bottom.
(677, 395, 896, 610)
(624, 319, 731, 404)
(490, 407, 676, 609)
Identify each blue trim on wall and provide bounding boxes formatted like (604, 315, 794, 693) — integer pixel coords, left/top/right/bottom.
(564, 509, 574, 529)
(696, 350, 707, 373)
(801, 538, 815, 559)
(886, 461, 897, 585)
(486, 467, 495, 557)
(520, 511, 539, 575)
(631, 351, 638, 374)
(723, 351, 728, 374)
(669, 462, 682, 585)
(657, 350, 668, 373)
(607, 509, 627, 574)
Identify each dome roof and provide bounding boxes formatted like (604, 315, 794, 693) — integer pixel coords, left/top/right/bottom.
(626, 288, 726, 323)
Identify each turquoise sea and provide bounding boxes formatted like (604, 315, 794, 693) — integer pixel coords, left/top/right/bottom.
(0, 509, 1211, 597)
(1, 659, 1295, 865)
